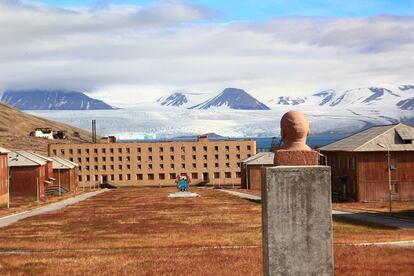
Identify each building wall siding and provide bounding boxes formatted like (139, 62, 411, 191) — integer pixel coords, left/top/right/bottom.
(0, 154, 8, 206)
(10, 165, 46, 198)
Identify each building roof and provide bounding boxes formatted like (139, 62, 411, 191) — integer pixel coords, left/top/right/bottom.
(0, 147, 10, 154)
(241, 152, 274, 165)
(51, 157, 78, 169)
(29, 152, 54, 162)
(8, 151, 47, 167)
(319, 123, 414, 152)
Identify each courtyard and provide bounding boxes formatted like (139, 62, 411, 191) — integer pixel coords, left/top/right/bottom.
(0, 188, 413, 275)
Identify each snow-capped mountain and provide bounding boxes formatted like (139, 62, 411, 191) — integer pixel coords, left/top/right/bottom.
(157, 92, 188, 107)
(272, 85, 414, 111)
(1, 90, 115, 110)
(189, 88, 270, 110)
(270, 96, 307, 106)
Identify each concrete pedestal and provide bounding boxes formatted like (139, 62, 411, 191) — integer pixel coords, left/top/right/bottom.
(168, 191, 199, 198)
(261, 166, 333, 276)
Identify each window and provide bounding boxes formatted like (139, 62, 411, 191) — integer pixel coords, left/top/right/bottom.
(137, 156, 141, 162)
(148, 164, 153, 170)
(52, 149, 57, 155)
(137, 164, 141, 170)
(203, 146, 207, 152)
(159, 173, 165, 180)
(86, 175, 90, 181)
(181, 155, 185, 161)
(203, 155, 207, 160)
(160, 156, 164, 162)
(126, 156, 130, 162)
(390, 158, 397, 170)
(94, 148, 98, 154)
(61, 149, 65, 155)
(204, 163, 207, 168)
(236, 154, 240, 160)
(111, 175, 114, 181)
(160, 164, 164, 169)
(86, 157, 90, 163)
(214, 146, 219, 151)
(102, 148, 106, 154)
(226, 163, 230, 168)
(148, 147, 152, 153)
(214, 172, 220, 179)
(77, 149, 82, 154)
(225, 172, 231, 178)
(160, 147, 164, 153)
(69, 149, 73, 154)
(192, 155, 196, 160)
(181, 146, 185, 152)
(215, 154, 219, 160)
(86, 165, 90, 171)
(391, 181, 398, 194)
(78, 157, 82, 162)
(137, 147, 141, 153)
(127, 174, 131, 180)
(181, 164, 186, 169)
(170, 173, 176, 179)
(110, 165, 114, 170)
(118, 156, 123, 161)
(94, 157, 98, 162)
(118, 165, 122, 170)
(102, 165, 106, 170)
(94, 165, 98, 170)
(192, 146, 196, 152)
(126, 148, 130, 153)
(236, 172, 241, 178)
(94, 175, 98, 181)
(127, 164, 131, 170)
(236, 145, 240, 151)
(171, 164, 175, 169)
(86, 149, 89, 154)
(225, 146, 229, 151)
(226, 154, 230, 160)
(191, 173, 198, 179)
(119, 174, 123, 181)
(118, 148, 122, 153)
(247, 145, 251, 151)
(149, 156, 153, 162)
(215, 163, 219, 168)
(237, 163, 241, 168)
(110, 148, 114, 154)
(170, 146, 174, 152)
(110, 156, 114, 162)
(102, 157, 106, 162)
(192, 163, 196, 169)
(170, 156, 175, 161)
(78, 175, 82, 181)
(136, 174, 143, 180)
(69, 158, 73, 162)
(148, 173, 154, 180)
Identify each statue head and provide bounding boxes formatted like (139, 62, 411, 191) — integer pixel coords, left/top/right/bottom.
(280, 111, 311, 151)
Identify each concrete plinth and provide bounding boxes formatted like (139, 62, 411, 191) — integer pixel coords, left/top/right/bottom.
(168, 191, 199, 198)
(262, 166, 333, 276)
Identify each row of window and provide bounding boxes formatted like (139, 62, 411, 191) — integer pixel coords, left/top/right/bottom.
(79, 171, 241, 182)
(79, 162, 240, 172)
(69, 153, 247, 164)
(53, 145, 252, 156)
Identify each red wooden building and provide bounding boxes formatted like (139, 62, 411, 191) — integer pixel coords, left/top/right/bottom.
(51, 157, 79, 192)
(0, 147, 10, 207)
(240, 152, 274, 190)
(8, 151, 48, 199)
(320, 123, 414, 202)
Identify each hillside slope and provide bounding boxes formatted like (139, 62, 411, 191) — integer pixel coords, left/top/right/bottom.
(0, 102, 94, 154)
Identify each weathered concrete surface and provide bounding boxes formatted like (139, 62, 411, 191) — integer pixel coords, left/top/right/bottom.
(274, 150, 318, 166)
(262, 166, 333, 276)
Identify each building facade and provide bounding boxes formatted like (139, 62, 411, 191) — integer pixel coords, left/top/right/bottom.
(8, 151, 47, 199)
(320, 123, 414, 202)
(48, 136, 256, 187)
(240, 152, 274, 190)
(0, 147, 10, 207)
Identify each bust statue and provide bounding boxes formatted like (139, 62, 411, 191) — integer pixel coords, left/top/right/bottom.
(274, 111, 318, 165)
(280, 111, 311, 151)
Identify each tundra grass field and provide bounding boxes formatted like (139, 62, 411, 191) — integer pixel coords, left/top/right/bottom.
(0, 188, 413, 275)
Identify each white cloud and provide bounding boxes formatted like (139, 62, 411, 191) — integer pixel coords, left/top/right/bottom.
(1, 1, 414, 104)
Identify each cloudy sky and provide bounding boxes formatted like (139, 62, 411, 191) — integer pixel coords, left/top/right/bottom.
(1, 0, 414, 104)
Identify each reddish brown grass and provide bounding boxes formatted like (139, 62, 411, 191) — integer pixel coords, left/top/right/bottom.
(0, 188, 412, 275)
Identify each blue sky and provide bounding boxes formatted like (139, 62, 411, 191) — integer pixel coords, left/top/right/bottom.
(37, 0, 414, 20)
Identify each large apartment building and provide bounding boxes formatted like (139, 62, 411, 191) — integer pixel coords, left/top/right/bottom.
(48, 136, 256, 187)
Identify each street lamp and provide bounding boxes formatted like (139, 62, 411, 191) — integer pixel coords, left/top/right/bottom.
(377, 143, 392, 213)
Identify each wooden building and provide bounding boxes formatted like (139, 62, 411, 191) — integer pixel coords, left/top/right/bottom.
(0, 147, 10, 207)
(29, 152, 55, 187)
(320, 123, 414, 202)
(8, 151, 47, 199)
(51, 157, 79, 192)
(240, 152, 274, 190)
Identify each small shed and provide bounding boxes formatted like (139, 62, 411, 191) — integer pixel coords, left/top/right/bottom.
(240, 152, 274, 190)
(28, 152, 55, 186)
(0, 147, 10, 207)
(320, 123, 414, 202)
(51, 157, 79, 192)
(8, 151, 47, 199)
(32, 128, 54, 139)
